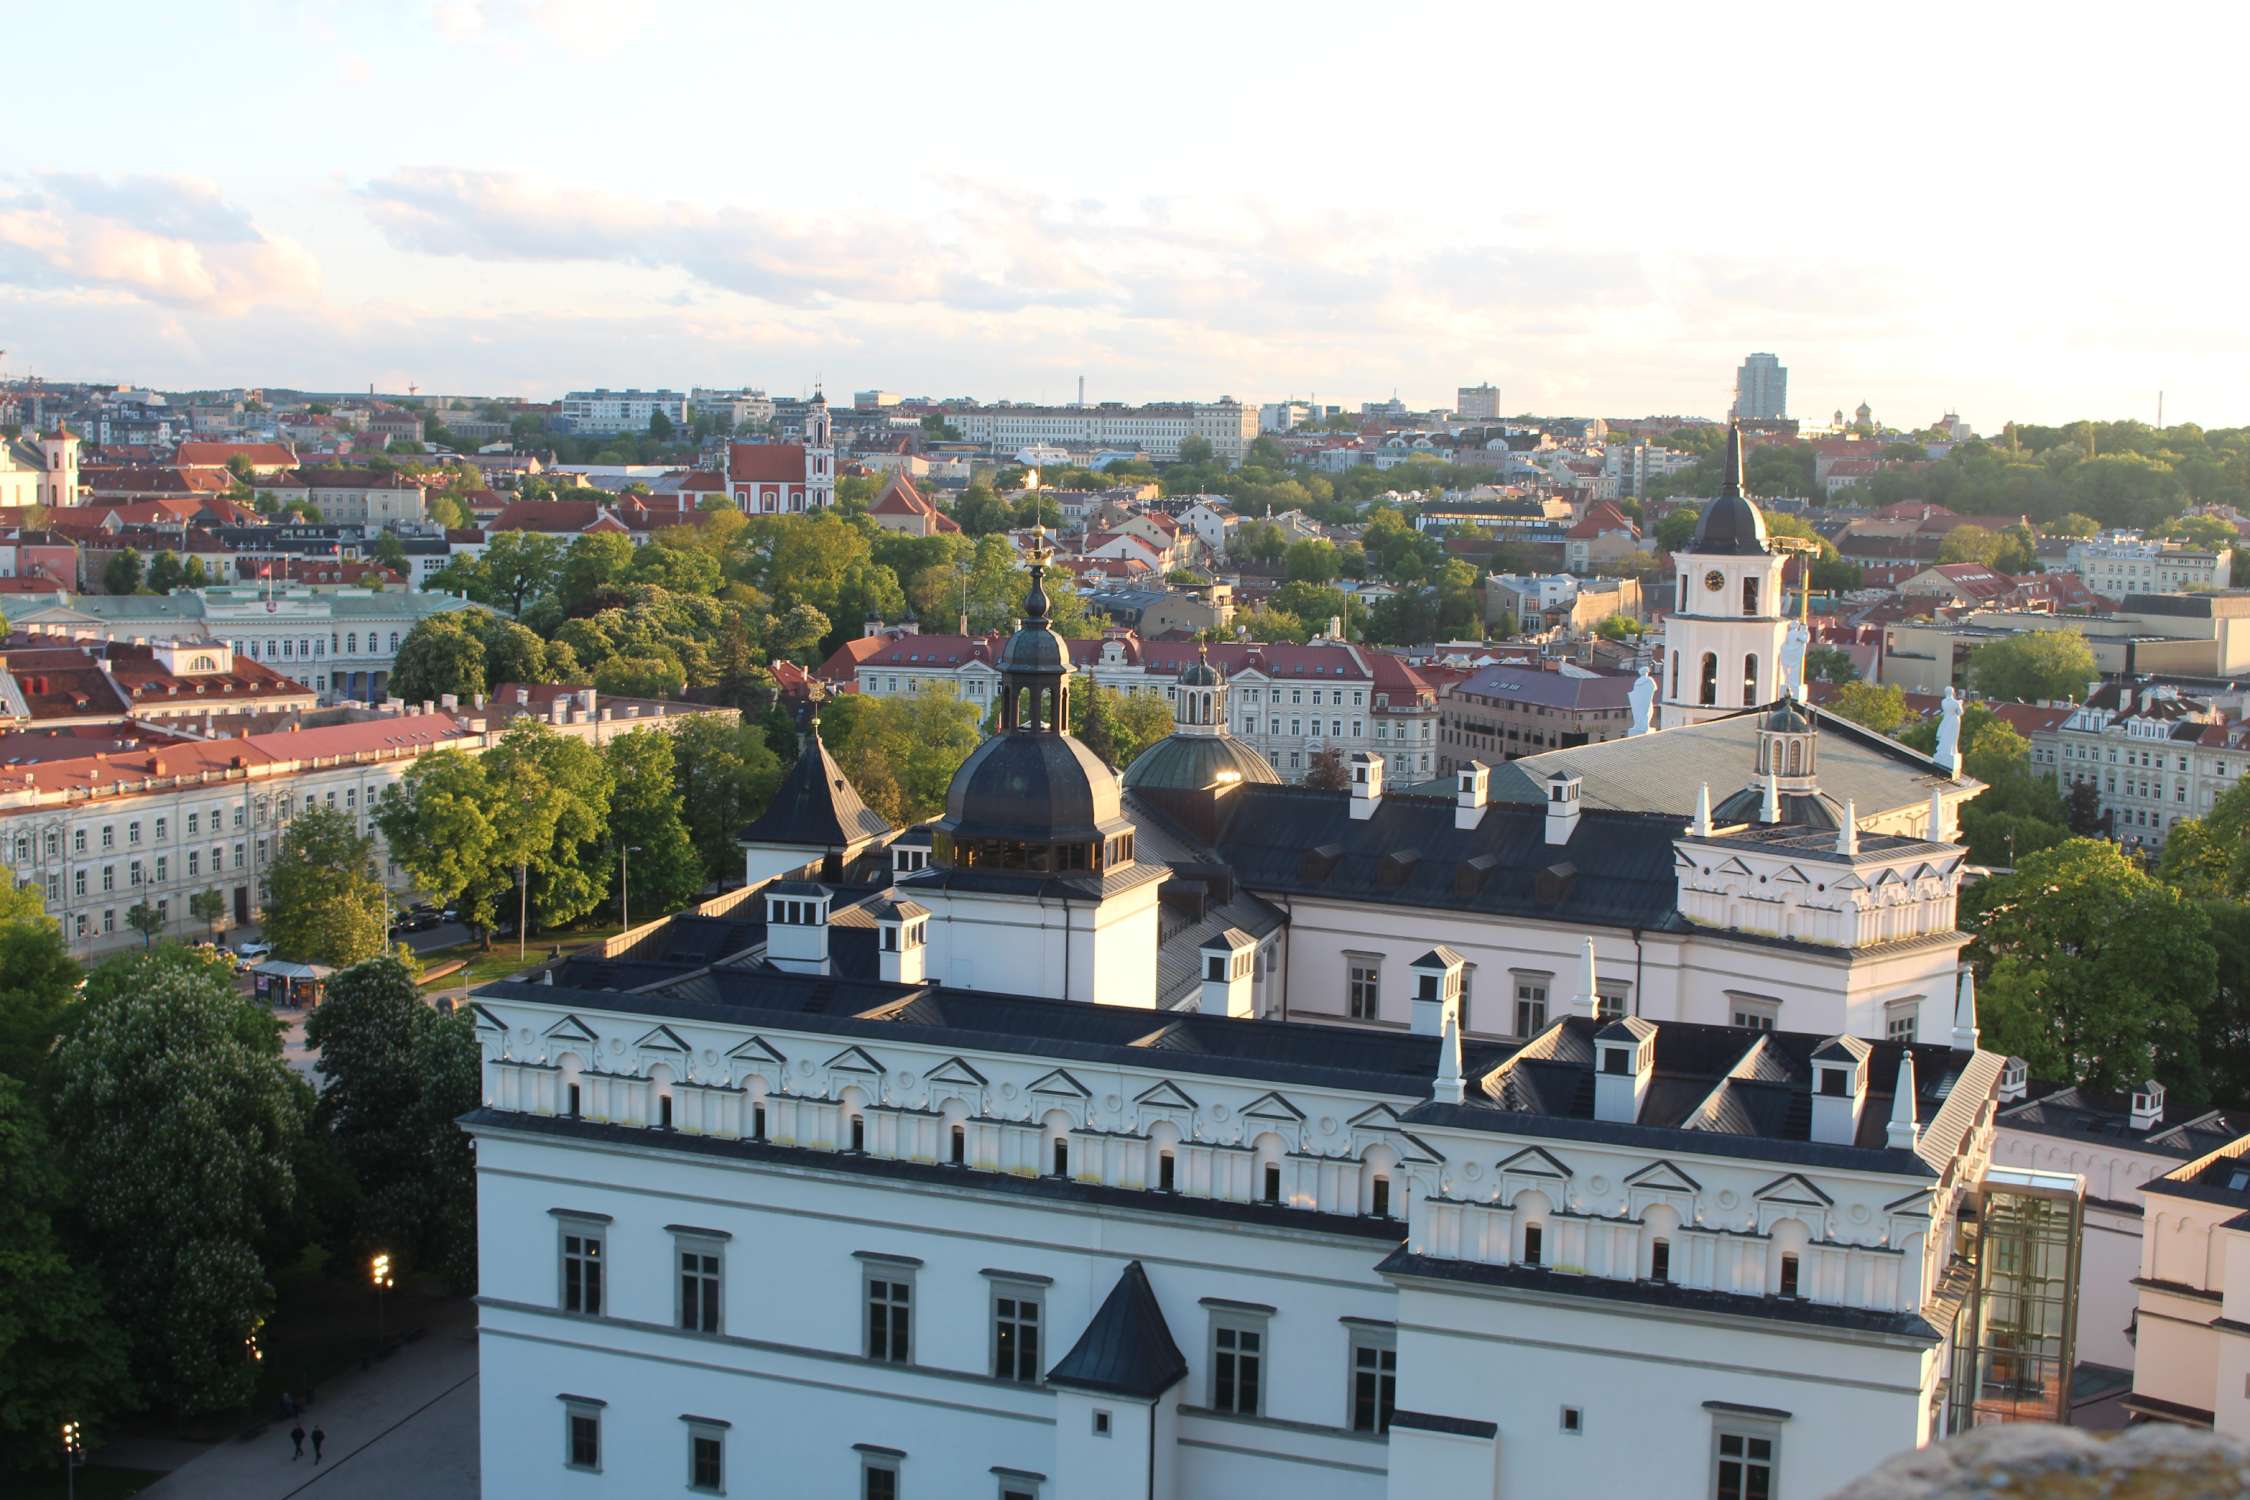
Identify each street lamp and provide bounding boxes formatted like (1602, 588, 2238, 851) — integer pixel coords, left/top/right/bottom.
(62, 1420, 84, 1500)
(372, 1252, 395, 1348)
(619, 845, 643, 932)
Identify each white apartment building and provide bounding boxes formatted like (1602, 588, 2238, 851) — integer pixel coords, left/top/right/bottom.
(1456, 383, 1502, 421)
(467, 563, 2082, 1497)
(2066, 537, 2235, 597)
(11, 586, 484, 704)
(2127, 1131, 2250, 1434)
(948, 401, 1260, 463)
(1734, 353, 1788, 422)
(560, 389, 692, 437)
(835, 632, 1440, 784)
(264, 468, 429, 527)
(2037, 680, 2236, 850)
(688, 389, 775, 431)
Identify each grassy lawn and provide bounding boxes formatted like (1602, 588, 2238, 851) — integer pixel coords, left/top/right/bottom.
(3, 1467, 164, 1499)
(421, 922, 628, 990)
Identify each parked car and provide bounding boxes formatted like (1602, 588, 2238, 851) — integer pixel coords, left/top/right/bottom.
(235, 941, 273, 961)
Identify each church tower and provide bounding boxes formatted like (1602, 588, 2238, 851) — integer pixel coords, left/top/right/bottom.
(802, 392, 835, 511)
(1658, 424, 1788, 729)
(39, 424, 80, 508)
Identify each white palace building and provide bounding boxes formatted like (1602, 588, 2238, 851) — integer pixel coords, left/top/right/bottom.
(466, 467, 2087, 1498)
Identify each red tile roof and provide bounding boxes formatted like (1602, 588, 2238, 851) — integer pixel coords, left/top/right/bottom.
(727, 443, 809, 483)
(174, 441, 298, 469)
(0, 712, 468, 801)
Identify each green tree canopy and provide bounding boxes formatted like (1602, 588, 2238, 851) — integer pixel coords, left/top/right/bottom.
(604, 729, 705, 921)
(376, 750, 504, 937)
(482, 719, 616, 933)
(819, 687, 982, 824)
(0, 879, 80, 1082)
(1937, 524, 2002, 566)
(48, 950, 305, 1412)
(263, 806, 391, 966)
(102, 548, 144, 596)
(1966, 840, 2216, 1094)
(671, 716, 785, 883)
(388, 612, 489, 706)
(1827, 680, 1910, 736)
(1968, 630, 2096, 702)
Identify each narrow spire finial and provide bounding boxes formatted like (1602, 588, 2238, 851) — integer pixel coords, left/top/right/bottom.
(1928, 787, 1947, 842)
(1692, 781, 1712, 836)
(1952, 968, 1980, 1050)
(1577, 935, 1601, 1018)
(1722, 421, 1747, 499)
(1433, 1008, 1465, 1105)
(1886, 1054, 1921, 1150)
(1837, 798, 1859, 856)
(1760, 771, 1781, 824)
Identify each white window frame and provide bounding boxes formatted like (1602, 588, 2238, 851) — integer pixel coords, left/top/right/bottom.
(1346, 954, 1381, 1021)
(858, 1253, 919, 1364)
(1203, 1301, 1271, 1416)
(986, 1272, 1048, 1384)
(1345, 1321, 1397, 1434)
(683, 1415, 728, 1495)
(1708, 1407, 1786, 1500)
(1728, 993, 1780, 1031)
(560, 1395, 603, 1473)
(553, 1210, 609, 1316)
(673, 1227, 727, 1335)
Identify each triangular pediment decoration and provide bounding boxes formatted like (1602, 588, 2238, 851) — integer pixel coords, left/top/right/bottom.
(1874, 867, 1905, 886)
(470, 1003, 507, 1031)
(1672, 848, 1699, 870)
(924, 1055, 990, 1087)
(1394, 1128, 1448, 1164)
(726, 1035, 786, 1064)
(1495, 1144, 1573, 1180)
(1909, 863, 1940, 882)
(1717, 856, 1754, 877)
(1241, 1090, 1307, 1122)
(542, 1014, 599, 1042)
(1832, 873, 1868, 891)
(1774, 865, 1809, 885)
(1028, 1067, 1092, 1098)
(634, 1024, 690, 1052)
(1348, 1102, 1410, 1132)
(1753, 1171, 1835, 1207)
(1133, 1078, 1199, 1110)
(823, 1044, 886, 1075)
(1883, 1187, 1934, 1216)
(1623, 1159, 1704, 1193)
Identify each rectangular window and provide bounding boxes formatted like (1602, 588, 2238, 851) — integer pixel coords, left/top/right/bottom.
(685, 1421, 726, 1494)
(1596, 982, 1629, 1020)
(1778, 1254, 1800, 1298)
(1885, 1002, 1919, 1043)
(1651, 1238, 1672, 1283)
(993, 1287, 1043, 1382)
(678, 1239, 722, 1334)
(1514, 978, 1548, 1036)
(862, 1457, 900, 1500)
(866, 1273, 913, 1363)
(563, 1402, 601, 1473)
(1713, 1425, 1779, 1500)
(1349, 1331, 1397, 1433)
(1524, 1223, 1545, 1267)
(1158, 1151, 1176, 1192)
(1210, 1317, 1265, 1415)
(561, 1225, 604, 1315)
(1347, 959, 1381, 1021)
(1729, 995, 1780, 1031)
(1263, 1163, 1281, 1204)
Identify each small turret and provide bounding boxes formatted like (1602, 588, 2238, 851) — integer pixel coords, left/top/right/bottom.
(1886, 1054, 1921, 1151)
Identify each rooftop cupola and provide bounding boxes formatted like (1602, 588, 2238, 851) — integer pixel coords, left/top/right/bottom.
(1410, 946, 1465, 1037)
(1809, 1035, 1871, 1146)
(1594, 1016, 1657, 1124)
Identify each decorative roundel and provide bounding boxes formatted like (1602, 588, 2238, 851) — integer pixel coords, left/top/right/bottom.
(609, 1037, 625, 1054)
(898, 1072, 917, 1089)
(1717, 1189, 1739, 1210)
(1704, 568, 1726, 592)
(518, 1026, 534, 1043)
(1849, 1203, 1871, 1224)
(1318, 1116, 1338, 1135)
(703, 1048, 718, 1066)
(1587, 1175, 1609, 1196)
(1213, 1104, 1232, 1122)
(1001, 1083, 1018, 1099)
(1104, 1094, 1121, 1111)
(1463, 1161, 1483, 1181)
(798, 1059, 816, 1075)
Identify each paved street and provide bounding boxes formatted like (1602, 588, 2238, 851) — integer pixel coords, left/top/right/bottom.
(121, 1302, 480, 1500)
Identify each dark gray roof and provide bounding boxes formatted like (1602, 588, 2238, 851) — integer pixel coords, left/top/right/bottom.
(739, 733, 891, 849)
(1044, 1261, 1188, 1398)
(1489, 705, 1965, 820)
(1687, 427, 1770, 557)
(1121, 731, 1280, 793)
(941, 730, 1129, 843)
(2000, 1085, 2243, 1159)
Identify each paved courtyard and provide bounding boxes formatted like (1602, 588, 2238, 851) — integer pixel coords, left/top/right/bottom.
(122, 1302, 480, 1500)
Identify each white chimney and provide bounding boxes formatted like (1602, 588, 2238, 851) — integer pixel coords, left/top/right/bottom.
(1691, 781, 1712, 837)
(1885, 1054, 1921, 1151)
(1951, 968, 1980, 1050)
(1455, 760, 1490, 830)
(1410, 947, 1465, 1036)
(875, 898, 928, 985)
(1349, 752, 1385, 820)
(1200, 929, 1257, 1018)
(1928, 788, 1947, 842)
(2130, 1079, 2166, 1132)
(1809, 1036, 1871, 1146)
(766, 882, 832, 975)
(1544, 771, 1582, 845)
(1593, 1017, 1656, 1124)
(1836, 798, 1859, 856)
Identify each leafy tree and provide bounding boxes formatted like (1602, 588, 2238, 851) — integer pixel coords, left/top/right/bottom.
(48, 951, 305, 1413)
(388, 612, 489, 705)
(2046, 512, 2100, 538)
(304, 958, 481, 1288)
(560, 531, 638, 614)
(672, 715, 785, 883)
(0, 1074, 132, 1473)
(2064, 779, 2106, 837)
(594, 654, 686, 700)
(1653, 507, 1700, 552)
(2165, 513, 2239, 551)
(1937, 525, 2002, 566)
(1968, 630, 2096, 702)
(819, 688, 982, 824)
(1593, 614, 1644, 641)
(1285, 539, 1340, 585)
(1176, 436, 1216, 467)
(604, 730, 705, 920)
(951, 485, 1013, 536)
(1965, 840, 2215, 1092)
(482, 719, 616, 934)
(1828, 680, 1910, 735)
(2197, 902, 2250, 1108)
(475, 615, 555, 688)
(1070, 686, 1174, 770)
(769, 603, 832, 664)
(1995, 523, 2041, 574)
(647, 408, 675, 440)
(377, 751, 504, 943)
(480, 531, 567, 614)
(2159, 778, 2250, 898)
(263, 807, 390, 966)
(125, 901, 165, 948)
(1365, 589, 1439, 646)
(102, 548, 145, 596)
(189, 886, 227, 938)
(1803, 645, 1858, 684)
(0, 882, 80, 1082)
(146, 550, 187, 593)
(1303, 747, 1351, 790)
(373, 532, 410, 576)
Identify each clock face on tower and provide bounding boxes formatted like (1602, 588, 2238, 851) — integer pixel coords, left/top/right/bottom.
(1703, 569, 1726, 592)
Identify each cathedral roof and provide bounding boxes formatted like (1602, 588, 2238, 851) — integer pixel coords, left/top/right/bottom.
(942, 730, 1130, 846)
(1688, 423, 1771, 557)
(738, 731, 892, 849)
(1044, 1261, 1187, 1398)
(1121, 731, 1280, 794)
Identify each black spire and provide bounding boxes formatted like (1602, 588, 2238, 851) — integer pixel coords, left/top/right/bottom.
(1689, 421, 1771, 556)
(1721, 420, 1747, 498)
(995, 524, 1069, 732)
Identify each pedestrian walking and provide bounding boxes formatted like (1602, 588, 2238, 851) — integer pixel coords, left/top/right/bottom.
(312, 1424, 326, 1464)
(290, 1424, 306, 1460)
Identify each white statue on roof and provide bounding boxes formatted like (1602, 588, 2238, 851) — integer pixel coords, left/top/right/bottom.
(1627, 667, 1655, 735)
(1933, 686, 1964, 774)
(1780, 618, 1810, 702)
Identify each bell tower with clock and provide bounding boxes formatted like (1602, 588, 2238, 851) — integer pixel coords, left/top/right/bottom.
(1658, 423, 1788, 729)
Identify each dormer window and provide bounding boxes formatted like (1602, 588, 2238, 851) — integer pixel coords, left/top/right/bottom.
(1817, 1067, 1849, 1098)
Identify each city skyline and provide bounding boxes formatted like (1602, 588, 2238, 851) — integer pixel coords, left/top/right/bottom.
(2, 2, 2245, 427)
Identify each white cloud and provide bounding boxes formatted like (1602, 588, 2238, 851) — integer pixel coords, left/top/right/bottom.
(0, 174, 319, 315)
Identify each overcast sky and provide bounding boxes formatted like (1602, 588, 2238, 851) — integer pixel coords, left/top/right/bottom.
(4, 1, 2244, 428)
